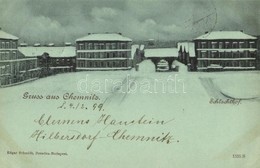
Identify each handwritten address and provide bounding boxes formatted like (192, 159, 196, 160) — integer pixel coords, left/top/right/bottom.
(30, 113, 177, 150)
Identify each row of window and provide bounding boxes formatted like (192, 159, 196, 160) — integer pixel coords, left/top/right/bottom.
(0, 70, 40, 86)
(77, 42, 129, 50)
(0, 65, 11, 74)
(0, 41, 17, 49)
(77, 51, 128, 58)
(197, 41, 256, 49)
(53, 59, 74, 65)
(77, 60, 127, 68)
(0, 51, 17, 60)
(198, 60, 255, 67)
(197, 51, 256, 58)
(39, 58, 75, 66)
(0, 60, 37, 73)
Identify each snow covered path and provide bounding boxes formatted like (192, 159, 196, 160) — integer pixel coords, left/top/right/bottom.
(0, 68, 259, 168)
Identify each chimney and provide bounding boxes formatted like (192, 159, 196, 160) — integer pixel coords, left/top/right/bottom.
(240, 30, 243, 32)
(205, 31, 209, 34)
(88, 33, 91, 35)
(118, 32, 122, 35)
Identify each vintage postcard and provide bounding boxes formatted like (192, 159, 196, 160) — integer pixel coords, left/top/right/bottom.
(0, 0, 259, 168)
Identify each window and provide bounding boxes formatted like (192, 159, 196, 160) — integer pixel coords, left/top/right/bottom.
(79, 43, 84, 50)
(239, 42, 244, 48)
(238, 52, 243, 58)
(232, 42, 238, 48)
(122, 52, 126, 58)
(93, 52, 97, 58)
(249, 41, 255, 48)
(249, 51, 256, 58)
(118, 52, 122, 57)
(212, 51, 218, 58)
(6, 52, 9, 59)
(78, 52, 83, 58)
(219, 52, 224, 58)
(112, 43, 116, 49)
(240, 61, 245, 67)
(100, 43, 105, 49)
(249, 61, 254, 67)
(201, 42, 207, 49)
(12, 42, 16, 49)
(0, 52, 4, 60)
(6, 42, 9, 49)
(2, 42, 4, 48)
(106, 43, 110, 49)
(201, 51, 206, 58)
(225, 42, 231, 48)
(100, 52, 104, 58)
(88, 43, 93, 50)
(219, 42, 223, 48)
(122, 43, 126, 49)
(208, 51, 211, 58)
(198, 61, 202, 67)
(113, 52, 116, 58)
(80, 61, 84, 67)
(212, 42, 217, 49)
(244, 51, 248, 57)
(12, 52, 16, 59)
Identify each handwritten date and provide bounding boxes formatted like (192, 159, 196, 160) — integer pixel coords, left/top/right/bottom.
(57, 101, 104, 111)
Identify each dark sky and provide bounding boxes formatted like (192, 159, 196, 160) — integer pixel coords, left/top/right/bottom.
(0, 0, 259, 44)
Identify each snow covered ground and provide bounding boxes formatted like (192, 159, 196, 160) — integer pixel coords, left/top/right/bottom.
(0, 61, 259, 168)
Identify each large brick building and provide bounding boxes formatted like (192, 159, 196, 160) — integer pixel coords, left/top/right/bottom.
(75, 33, 132, 70)
(19, 46, 76, 77)
(194, 31, 257, 71)
(0, 29, 39, 87)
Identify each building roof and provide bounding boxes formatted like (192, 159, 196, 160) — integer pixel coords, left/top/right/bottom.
(194, 31, 257, 40)
(0, 30, 19, 40)
(140, 45, 145, 51)
(18, 46, 76, 58)
(144, 48, 178, 58)
(177, 42, 195, 57)
(76, 33, 132, 42)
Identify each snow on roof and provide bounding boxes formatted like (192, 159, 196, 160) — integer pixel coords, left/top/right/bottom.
(76, 33, 132, 42)
(65, 42, 72, 46)
(131, 44, 140, 59)
(34, 43, 41, 47)
(177, 42, 195, 57)
(195, 31, 256, 40)
(20, 43, 28, 47)
(18, 46, 76, 58)
(144, 48, 178, 58)
(140, 45, 145, 50)
(0, 30, 19, 40)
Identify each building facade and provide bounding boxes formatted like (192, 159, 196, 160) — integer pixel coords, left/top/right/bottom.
(19, 46, 76, 77)
(177, 42, 197, 71)
(194, 31, 257, 71)
(75, 33, 132, 70)
(144, 48, 178, 72)
(0, 29, 39, 87)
